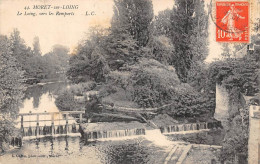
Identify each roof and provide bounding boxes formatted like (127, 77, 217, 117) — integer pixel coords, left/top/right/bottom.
(242, 93, 260, 105)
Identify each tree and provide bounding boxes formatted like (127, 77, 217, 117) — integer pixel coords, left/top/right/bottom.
(9, 29, 33, 76)
(154, 9, 173, 37)
(169, 0, 208, 83)
(55, 81, 97, 111)
(99, 0, 154, 71)
(55, 90, 82, 111)
(43, 44, 70, 76)
(209, 36, 260, 163)
(67, 40, 109, 83)
(112, 0, 154, 47)
(0, 35, 24, 152)
(130, 59, 180, 108)
(102, 58, 211, 117)
(142, 35, 174, 65)
(101, 28, 139, 70)
(32, 36, 41, 56)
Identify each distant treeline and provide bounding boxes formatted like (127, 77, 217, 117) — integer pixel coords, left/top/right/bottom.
(1, 29, 70, 83)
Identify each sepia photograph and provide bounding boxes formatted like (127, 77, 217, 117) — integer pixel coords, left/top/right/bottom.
(0, 0, 259, 163)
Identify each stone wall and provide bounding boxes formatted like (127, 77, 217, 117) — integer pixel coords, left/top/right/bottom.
(248, 105, 260, 164)
(214, 84, 229, 128)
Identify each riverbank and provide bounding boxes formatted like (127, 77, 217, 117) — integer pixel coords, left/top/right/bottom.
(25, 80, 66, 88)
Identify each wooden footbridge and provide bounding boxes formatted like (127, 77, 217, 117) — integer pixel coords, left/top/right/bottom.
(11, 111, 85, 147)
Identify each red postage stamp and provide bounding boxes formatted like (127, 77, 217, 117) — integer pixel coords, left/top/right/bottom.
(216, 1, 249, 42)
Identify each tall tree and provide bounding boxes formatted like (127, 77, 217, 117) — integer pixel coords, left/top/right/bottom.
(9, 29, 32, 63)
(46, 44, 70, 71)
(0, 35, 24, 152)
(9, 29, 33, 78)
(32, 36, 41, 56)
(170, 0, 209, 83)
(67, 39, 109, 83)
(101, 27, 139, 70)
(113, 0, 154, 47)
(154, 9, 173, 37)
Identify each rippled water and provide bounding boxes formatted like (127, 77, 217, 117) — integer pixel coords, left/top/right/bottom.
(3, 136, 170, 164)
(3, 82, 172, 164)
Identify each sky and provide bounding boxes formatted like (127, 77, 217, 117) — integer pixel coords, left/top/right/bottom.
(0, 0, 239, 63)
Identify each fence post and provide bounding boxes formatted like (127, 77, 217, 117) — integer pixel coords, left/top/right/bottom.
(21, 115, 24, 137)
(51, 113, 55, 135)
(65, 114, 68, 134)
(36, 114, 39, 137)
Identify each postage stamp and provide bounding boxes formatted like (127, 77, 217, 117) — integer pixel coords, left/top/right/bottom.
(216, 1, 249, 42)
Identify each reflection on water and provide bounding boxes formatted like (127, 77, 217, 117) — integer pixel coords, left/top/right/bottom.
(4, 136, 169, 164)
(7, 82, 171, 164)
(17, 82, 71, 128)
(21, 82, 67, 111)
(20, 93, 58, 114)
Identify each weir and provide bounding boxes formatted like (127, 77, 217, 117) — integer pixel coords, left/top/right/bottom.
(81, 121, 221, 142)
(11, 111, 85, 147)
(12, 111, 222, 147)
(22, 123, 80, 137)
(84, 128, 146, 141)
(160, 121, 221, 134)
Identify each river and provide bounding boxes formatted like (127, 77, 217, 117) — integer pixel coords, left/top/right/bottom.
(20, 81, 66, 115)
(1, 82, 173, 164)
(16, 82, 71, 128)
(3, 136, 172, 164)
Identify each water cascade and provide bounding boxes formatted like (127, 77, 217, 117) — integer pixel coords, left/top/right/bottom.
(22, 123, 80, 137)
(85, 128, 145, 141)
(160, 122, 210, 134)
(145, 129, 173, 146)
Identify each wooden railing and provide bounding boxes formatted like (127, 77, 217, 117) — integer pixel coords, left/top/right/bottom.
(18, 111, 85, 137)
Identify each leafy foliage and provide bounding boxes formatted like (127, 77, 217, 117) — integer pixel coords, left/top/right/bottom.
(101, 28, 139, 70)
(208, 57, 259, 96)
(142, 35, 174, 65)
(0, 35, 24, 152)
(209, 36, 260, 163)
(67, 0, 153, 82)
(102, 59, 211, 117)
(8, 29, 69, 81)
(219, 105, 249, 163)
(169, 0, 208, 83)
(65, 0, 212, 119)
(113, 0, 154, 47)
(130, 59, 180, 108)
(55, 81, 96, 111)
(154, 9, 173, 37)
(32, 36, 41, 56)
(55, 90, 83, 111)
(0, 35, 24, 117)
(67, 43, 109, 83)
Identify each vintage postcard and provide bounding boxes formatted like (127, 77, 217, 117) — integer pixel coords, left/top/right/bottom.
(0, 0, 259, 164)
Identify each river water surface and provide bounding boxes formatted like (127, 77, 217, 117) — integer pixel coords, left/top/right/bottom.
(2, 82, 172, 164)
(3, 136, 171, 164)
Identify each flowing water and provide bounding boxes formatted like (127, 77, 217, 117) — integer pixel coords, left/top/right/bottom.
(3, 136, 171, 164)
(2, 82, 174, 163)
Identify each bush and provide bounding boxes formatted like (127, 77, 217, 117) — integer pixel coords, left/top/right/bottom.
(55, 89, 84, 111)
(102, 58, 211, 117)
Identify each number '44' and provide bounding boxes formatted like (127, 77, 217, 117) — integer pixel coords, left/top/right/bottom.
(24, 6, 30, 10)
